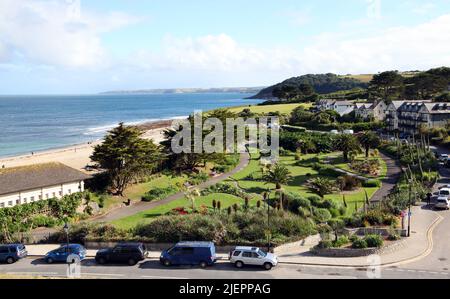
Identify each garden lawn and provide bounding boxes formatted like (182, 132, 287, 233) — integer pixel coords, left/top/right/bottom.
(228, 153, 382, 215)
(124, 174, 187, 201)
(112, 193, 252, 229)
(330, 153, 388, 179)
(228, 103, 313, 115)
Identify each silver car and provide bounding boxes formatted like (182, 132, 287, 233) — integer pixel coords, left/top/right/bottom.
(435, 197, 450, 210)
(229, 247, 278, 270)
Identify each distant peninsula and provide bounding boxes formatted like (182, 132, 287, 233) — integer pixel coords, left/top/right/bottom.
(100, 87, 265, 95)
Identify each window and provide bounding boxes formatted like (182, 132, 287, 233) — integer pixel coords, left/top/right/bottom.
(233, 251, 241, 257)
(38, 195, 42, 200)
(23, 198, 27, 203)
(58, 191, 61, 196)
(180, 247, 194, 255)
(242, 252, 253, 258)
(8, 201, 13, 206)
(0, 246, 9, 253)
(0, 203, 4, 208)
(68, 189, 72, 194)
(16, 199, 20, 205)
(30, 196, 35, 201)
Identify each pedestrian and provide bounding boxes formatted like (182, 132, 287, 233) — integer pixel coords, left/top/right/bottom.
(427, 192, 432, 206)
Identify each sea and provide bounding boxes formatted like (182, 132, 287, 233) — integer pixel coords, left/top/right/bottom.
(0, 93, 263, 158)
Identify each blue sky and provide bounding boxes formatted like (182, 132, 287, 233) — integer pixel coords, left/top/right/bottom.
(1, 0, 450, 94)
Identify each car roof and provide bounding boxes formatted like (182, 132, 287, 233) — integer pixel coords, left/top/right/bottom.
(176, 241, 214, 247)
(234, 246, 259, 251)
(440, 188, 450, 191)
(116, 242, 144, 247)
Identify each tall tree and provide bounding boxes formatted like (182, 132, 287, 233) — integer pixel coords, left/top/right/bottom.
(335, 134, 361, 162)
(90, 123, 164, 196)
(369, 71, 404, 102)
(358, 131, 381, 158)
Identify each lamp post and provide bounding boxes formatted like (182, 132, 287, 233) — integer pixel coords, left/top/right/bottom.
(264, 190, 272, 252)
(408, 181, 412, 237)
(63, 222, 70, 255)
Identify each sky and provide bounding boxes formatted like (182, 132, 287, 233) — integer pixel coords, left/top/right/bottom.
(1, 0, 450, 94)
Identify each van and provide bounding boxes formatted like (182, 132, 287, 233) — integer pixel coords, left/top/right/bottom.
(0, 244, 28, 264)
(160, 242, 217, 268)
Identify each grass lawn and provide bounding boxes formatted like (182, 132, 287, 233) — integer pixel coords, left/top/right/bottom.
(124, 174, 187, 201)
(228, 153, 381, 215)
(112, 193, 250, 229)
(227, 103, 312, 115)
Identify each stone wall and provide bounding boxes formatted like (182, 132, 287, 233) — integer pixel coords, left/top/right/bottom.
(311, 238, 407, 258)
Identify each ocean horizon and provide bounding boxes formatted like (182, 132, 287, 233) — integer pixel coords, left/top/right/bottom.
(0, 93, 262, 158)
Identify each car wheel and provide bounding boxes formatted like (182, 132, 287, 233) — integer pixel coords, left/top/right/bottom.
(235, 261, 244, 269)
(199, 261, 208, 268)
(128, 258, 137, 266)
(263, 263, 273, 271)
(46, 257, 53, 264)
(6, 257, 15, 264)
(97, 257, 106, 265)
(163, 259, 171, 267)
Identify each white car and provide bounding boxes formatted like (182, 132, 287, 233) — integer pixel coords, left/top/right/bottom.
(439, 154, 449, 162)
(330, 130, 339, 135)
(229, 247, 278, 270)
(343, 130, 354, 135)
(438, 188, 450, 198)
(439, 184, 450, 190)
(435, 197, 450, 210)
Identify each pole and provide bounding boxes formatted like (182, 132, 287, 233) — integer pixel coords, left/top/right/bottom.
(266, 190, 271, 252)
(408, 183, 412, 237)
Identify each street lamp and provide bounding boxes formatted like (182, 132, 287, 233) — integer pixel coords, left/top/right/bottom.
(408, 181, 413, 237)
(63, 222, 70, 254)
(264, 189, 272, 252)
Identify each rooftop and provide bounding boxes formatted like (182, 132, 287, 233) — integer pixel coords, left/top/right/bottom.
(0, 163, 91, 196)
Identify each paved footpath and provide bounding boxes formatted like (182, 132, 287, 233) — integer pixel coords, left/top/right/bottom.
(93, 152, 250, 222)
(371, 152, 402, 202)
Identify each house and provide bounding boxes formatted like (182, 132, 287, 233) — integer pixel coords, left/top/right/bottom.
(316, 99, 336, 111)
(0, 163, 91, 208)
(332, 101, 355, 116)
(386, 100, 432, 133)
(354, 101, 389, 121)
(395, 102, 450, 135)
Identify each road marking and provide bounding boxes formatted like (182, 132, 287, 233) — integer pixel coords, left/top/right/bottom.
(141, 275, 188, 279)
(5, 271, 59, 275)
(81, 273, 125, 277)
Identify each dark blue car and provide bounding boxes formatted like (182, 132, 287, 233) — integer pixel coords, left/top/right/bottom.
(0, 244, 28, 264)
(160, 241, 217, 268)
(45, 244, 86, 264)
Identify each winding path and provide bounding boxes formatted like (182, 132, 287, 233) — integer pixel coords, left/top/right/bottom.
(92, 152, 251, 222)
(370, 152, 402, 203)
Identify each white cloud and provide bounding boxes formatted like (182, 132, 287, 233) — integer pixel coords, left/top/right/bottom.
(130, 13, 450, 76)
(0, 0, 137, 68)
(412, 2, 436, 15)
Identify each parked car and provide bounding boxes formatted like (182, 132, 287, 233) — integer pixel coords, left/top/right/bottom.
(438, 188, 450, 199)
(0, 244, 28, 264)
(439, 184, 450, 190)
(229, 246, 278, 270)
(95, 243, 147, 266)
(343, 130, 354, 135)
(45, 244, 86, 264)
(160, 241, 217, 268)
(330, 130, 339, 135)
(439, 154, 449, 162)
(435, 197, 450, 210)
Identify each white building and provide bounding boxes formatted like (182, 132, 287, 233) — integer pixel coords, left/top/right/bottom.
(0, 163, 90, 208)
(354, 101, 389, 121)
(316, 99, 356, 116)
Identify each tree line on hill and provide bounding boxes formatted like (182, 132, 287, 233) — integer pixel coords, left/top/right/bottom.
(248, 67, 450, 103)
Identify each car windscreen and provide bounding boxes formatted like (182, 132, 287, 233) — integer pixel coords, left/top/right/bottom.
(257, 249, 267, 257)
(440, 190, 450, 195)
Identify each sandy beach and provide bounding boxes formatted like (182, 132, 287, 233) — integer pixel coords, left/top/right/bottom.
(0, 120, 173, 173)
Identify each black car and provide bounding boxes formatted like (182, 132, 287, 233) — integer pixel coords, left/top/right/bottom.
(95, 243, 148, 266)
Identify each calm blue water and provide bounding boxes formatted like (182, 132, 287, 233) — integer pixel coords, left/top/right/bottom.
(0, 93, 262, 158)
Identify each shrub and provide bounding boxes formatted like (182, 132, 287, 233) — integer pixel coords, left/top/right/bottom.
(332, 235, 350, 248)
(142, 186, 178, 202)
(362, 210, 384, 226)
(313, 208, 332, 223)
(383, 215, 399, 227)
(388, 233, 401, 241)
(352, 238, 368, 249)
(349, 234, 359, 243)
(337, 175, 362, 191)
(188, 172, 209, 185)
(316, 240, 333, 249)
(364, 234, 384, 248)
(363, 179, 382, 188)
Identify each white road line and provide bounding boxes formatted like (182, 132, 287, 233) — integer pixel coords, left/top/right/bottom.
(6, 271, 59, 275)
(141, 275, 188, 279)
(81, 273, 125, 277)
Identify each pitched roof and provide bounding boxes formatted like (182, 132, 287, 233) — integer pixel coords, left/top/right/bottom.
(424, 102, 450, 114)
(0, 163, 91, 196)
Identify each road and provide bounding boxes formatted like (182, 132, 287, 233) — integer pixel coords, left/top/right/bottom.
(1, 257, 449, 279)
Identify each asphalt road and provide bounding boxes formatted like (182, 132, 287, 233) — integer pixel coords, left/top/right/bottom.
(1, 256, 450, 279)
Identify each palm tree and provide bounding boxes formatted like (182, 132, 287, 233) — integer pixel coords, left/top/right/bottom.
(335, 134, 361, 162)
(263, 163, 292, 190)
(306, 177, 338, 198)
(183, 187, 200, 211)
(358, 131, 381, 158)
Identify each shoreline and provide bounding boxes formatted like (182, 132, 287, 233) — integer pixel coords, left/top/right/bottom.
(0, 119, 176, 173)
